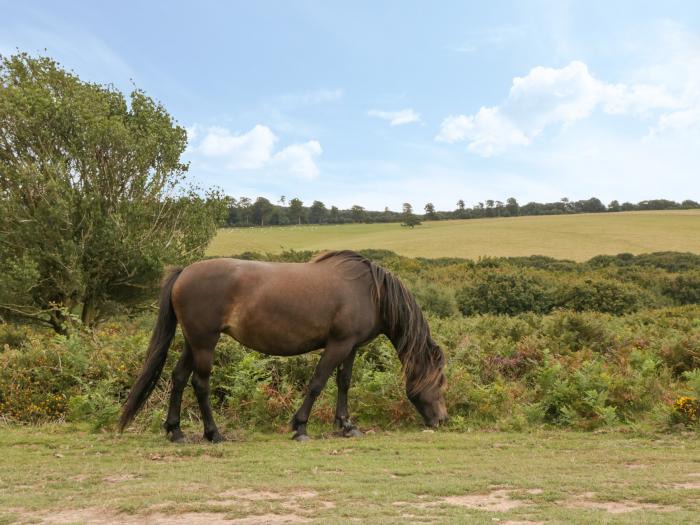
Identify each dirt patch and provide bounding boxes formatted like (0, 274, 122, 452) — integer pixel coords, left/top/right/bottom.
(670, 481, 700, 489)
(206, 487, 334, 513)
(565, 492, 679, 514)
(394, 488, 530, 512)
(103, 474, 139, 483)
(23, 509, 308, 524)
(19, 488, 326, 524)
(227, 514, 308, 524)
(68, 474, 90, 482)
(501, 521, 545, 525)
(27, 509, 307, 524)
(441, 489, 528, 512)
(217, 488, 318, 501)
(624, 462, 649, 469)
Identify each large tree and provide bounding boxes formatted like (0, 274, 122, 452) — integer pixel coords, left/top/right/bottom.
(401, 202, 421, 228)
(251, 197, 273, 226)
(350, 205, 367, 223)
(288, 197, 304, 224)
(308, 200, 327, 224)
(0, 53, 225, 331)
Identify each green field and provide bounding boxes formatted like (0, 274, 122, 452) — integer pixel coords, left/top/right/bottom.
(2, 426, 700, 525)
(207, 210, 700, 261)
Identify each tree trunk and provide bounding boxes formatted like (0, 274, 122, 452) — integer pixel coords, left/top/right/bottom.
(49, 309, 69, 335)
(81, 296, 97, 326)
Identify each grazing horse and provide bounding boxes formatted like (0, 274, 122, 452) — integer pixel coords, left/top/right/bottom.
(119, 250, 447, 442)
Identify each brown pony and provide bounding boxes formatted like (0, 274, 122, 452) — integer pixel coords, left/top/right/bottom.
(119, 250, 447, 442)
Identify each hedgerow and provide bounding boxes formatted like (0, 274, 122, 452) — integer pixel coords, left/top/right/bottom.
(1, 251, 699, 433)
(1, 306, 698, 432)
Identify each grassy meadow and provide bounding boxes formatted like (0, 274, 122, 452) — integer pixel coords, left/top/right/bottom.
(4, 213, 700, 524)
(2, 425, 700, 525)
(207, 210, 700, 261)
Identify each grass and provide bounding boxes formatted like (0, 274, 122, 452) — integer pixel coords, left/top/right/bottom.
(207, 210, 700, 261)
(2, 425, 700, 524)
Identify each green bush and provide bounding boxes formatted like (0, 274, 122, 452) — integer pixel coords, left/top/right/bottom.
(556, 277, 646, 314)
(412, 281, 458, 318)
(663, 271, 700, 305)
(660, 335, 700, 377)
(0, 324, 29, 349)
(455, 269, 555, 315)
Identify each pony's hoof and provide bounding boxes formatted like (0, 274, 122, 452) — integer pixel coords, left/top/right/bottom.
(205, 430, 224, 443)
(292, 433, 311, 442)
(343, 427, 363, 438)
(168, 430, 186, 443)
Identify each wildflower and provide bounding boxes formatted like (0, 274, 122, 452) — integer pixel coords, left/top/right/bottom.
(673, 396, 699, 422)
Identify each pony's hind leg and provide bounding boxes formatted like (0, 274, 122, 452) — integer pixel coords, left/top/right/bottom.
(190, 336, 223, 443)
(335, 348, 362, 437)
(291, 338, 354, 441)
(164, 341, 194, 443)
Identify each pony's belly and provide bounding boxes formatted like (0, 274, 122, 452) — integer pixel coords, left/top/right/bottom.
(221, 295, 336, 356)
(222, 322, 326, 356)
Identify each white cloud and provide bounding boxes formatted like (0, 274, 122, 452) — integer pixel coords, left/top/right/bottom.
(197, 125, 277, 169)
(647, 107, 700, 138)
(272, 141, 322, 180)
(187, 124, 322, 179)
(437, 60, 691, 156)
(368, 108, 422, 126)
(437, 108, 529, 157)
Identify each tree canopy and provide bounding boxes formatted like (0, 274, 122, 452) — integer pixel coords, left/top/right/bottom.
(0, 53, 225, 331)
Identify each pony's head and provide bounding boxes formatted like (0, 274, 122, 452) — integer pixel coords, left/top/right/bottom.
(406, 339, 448, 427)
(312, 250, 450, 427)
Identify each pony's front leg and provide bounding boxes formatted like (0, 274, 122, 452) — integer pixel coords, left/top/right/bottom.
(334, 348, 362, 437)
(291, 340, 352, 441)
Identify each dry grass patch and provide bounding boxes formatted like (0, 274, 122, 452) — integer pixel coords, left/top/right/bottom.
(207, 210, 700, 261)
(565, 492, 679, 514)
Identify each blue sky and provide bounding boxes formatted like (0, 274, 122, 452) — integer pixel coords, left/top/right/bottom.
(3, 1, 700, 210)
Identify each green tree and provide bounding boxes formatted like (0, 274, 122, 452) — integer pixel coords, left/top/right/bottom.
(288, 197, 304, 224)
(424, 202, 437, 220)
(237, 196, 252, 225)
(308, 200, 328, 224)
(0, 53, 225, 331)
(351, 205, 367, 223)
(329, 205, 340, 223)
(251, 197, 274, 226)
(505, 197, 520, 216)
(401, 202, 421, 228)
(456, 199, 466, 219)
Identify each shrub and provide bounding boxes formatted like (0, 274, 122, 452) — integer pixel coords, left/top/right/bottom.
(663, 271, 700, 305)
(556, 277, 646, 314)
(660, 335, 700, 377)
(412, 281, 458, 318)
(456, 269, 554, 315)
(544, 311, 615, 353)
(670, 396, 699, 427)
(0, 324, 28, 349)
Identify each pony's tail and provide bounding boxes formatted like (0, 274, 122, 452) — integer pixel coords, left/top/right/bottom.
(118, 267, 183, 432)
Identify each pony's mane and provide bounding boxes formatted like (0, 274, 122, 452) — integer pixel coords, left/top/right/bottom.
(312, 250, 445, 395)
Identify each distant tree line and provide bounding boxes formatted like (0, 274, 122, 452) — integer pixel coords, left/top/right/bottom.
(224, 196, 700, 227)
